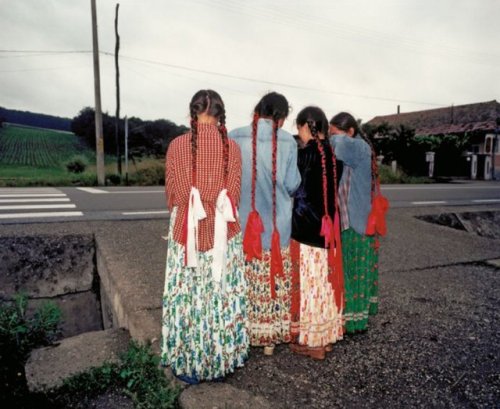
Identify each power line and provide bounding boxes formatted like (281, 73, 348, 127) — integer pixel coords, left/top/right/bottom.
(0, 50, 92, 53)
(188, 0, 500, 67)
(102, 51, 446, 107)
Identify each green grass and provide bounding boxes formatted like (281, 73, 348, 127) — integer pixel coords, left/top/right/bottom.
(0, 125, 165, 187)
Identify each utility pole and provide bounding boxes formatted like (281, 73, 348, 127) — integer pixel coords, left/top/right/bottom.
(114, 3, 122, 175)
(91, 0, 105, 185)
(125, 116, 129, 185)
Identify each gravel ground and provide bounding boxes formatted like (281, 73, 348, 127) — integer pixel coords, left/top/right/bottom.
(226, 264, 500, 408)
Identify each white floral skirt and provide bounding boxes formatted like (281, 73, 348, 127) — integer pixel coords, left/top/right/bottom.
(160, 207, 248, 381)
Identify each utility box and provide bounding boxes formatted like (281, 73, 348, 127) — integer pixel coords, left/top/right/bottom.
(425, 151, 435, 178)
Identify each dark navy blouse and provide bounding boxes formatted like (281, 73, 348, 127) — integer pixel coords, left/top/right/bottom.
(292, 138, 343, 248)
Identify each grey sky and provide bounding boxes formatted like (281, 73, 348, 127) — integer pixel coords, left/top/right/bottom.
(1, 0, 499, 133)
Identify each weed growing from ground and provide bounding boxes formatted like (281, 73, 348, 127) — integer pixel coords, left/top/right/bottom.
(53, 341, 179, 409)
(0, 293, 62, 407)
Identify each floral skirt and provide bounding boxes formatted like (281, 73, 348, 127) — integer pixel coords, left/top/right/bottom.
(341, 228, 379, 333)
(245, 247, 292, 346)
(160, 207, 248, 381)
(290, 240, 343, 347)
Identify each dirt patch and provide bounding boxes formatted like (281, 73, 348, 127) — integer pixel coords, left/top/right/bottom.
(416, 210, 500, 239)
(0, 235, 95, 298)
(225, 264, 500, 408)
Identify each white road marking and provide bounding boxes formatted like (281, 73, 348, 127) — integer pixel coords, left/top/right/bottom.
(76, 188, 163, 194)
(0, 198, 71, 203)
(112, 190, 164, 194)
(472, 199, 500, 203)
(0, 204, 76, 210)
(122, 210, 169, 215)
(0, 211, 83, 219)
(0, 193, 67, 198)
(0, 187, 62, 194)
(77, 187, 109, 194)
(382, 185, 500, 190)
(411, 201, 447, 205)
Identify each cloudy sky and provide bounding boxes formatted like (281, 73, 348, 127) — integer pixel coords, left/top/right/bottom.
(1, 0, 499, 133)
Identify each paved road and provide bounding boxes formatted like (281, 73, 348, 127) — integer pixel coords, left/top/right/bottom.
(0, 182, 499, 224)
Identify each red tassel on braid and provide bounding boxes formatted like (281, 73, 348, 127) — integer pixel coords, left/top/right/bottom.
(328, 143, 344, 312)
(363, 133, 389, 247)
(313, 128, 334, 251)
(242, 112, 264, 261)
(270, 118, 284, 299)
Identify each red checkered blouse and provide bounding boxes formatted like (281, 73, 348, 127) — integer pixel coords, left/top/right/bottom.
(165, 123, 242, 252)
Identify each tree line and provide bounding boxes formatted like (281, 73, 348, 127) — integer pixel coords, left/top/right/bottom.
(0, 107, 71, 131)
(70, 107, 188, 158)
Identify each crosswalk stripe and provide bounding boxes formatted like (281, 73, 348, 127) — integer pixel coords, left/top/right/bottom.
(0, 198, 71, 203)
(0, 204, 76, 210)
(0, 193, 67, 198)
(0, 211, 83, 219)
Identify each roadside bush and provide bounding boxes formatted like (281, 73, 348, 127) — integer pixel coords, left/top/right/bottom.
(130, 164, 165, 186)
(106, 174, 122, 185)
(378, 164, 431, 184)
(65, 155, 88, 174)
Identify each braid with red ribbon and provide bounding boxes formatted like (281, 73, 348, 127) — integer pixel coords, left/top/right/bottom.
(218, 110, 229, 187)
(251, 112, 259, 212)
(271, 119, 279, 231)
(189, 115, 198, 188)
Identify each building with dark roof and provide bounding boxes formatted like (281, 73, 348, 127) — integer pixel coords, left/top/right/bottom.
(367, 100, 500, 179)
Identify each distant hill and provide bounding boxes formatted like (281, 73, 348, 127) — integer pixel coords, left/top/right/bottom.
(0, 107, 71, 132)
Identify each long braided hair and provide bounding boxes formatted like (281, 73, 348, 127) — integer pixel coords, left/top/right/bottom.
(189, 90, 229, 186)
(296, 106, 337, 244)
(251, 92, 290, 232)
(329, 112, 378, 198)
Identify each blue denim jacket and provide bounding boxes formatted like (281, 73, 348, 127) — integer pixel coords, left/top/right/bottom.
(229, 119, 301, 249)
(329, 134, 372, 235)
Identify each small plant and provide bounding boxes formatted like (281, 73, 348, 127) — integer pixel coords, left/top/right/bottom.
(66, 155, 88, 173)
(0, 294, 62, 406)
(53, 341, 179, 409)
(0, 293, 61, 358)
(119, 342, 178, 409)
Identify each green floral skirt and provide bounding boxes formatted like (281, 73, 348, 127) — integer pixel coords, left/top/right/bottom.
(341, 228, 379, 333)
(160, 208, 248, 381)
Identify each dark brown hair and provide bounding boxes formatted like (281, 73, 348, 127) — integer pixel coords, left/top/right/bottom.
(250, 92, 289, 229)
(297, 106, 335, 233)
(189, 89, 228, 186)
(330, 111, 378, 194)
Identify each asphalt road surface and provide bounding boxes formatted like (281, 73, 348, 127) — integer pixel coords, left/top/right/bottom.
(0, 181, 499, 224)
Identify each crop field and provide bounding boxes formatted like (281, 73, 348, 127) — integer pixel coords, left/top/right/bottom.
(0, 125, 164, 186)
(0, 125, 88, 168)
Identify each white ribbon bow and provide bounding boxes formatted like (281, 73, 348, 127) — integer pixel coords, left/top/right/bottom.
(212, 189, 236, 283)
(185, 187, 206, 268)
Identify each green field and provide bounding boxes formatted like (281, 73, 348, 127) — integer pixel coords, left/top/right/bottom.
(0, 125, 96, 186)
(0, 125, 165, 186)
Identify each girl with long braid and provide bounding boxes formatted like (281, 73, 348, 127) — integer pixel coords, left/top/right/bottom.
(329, 111, 380, 333)
(229, 92, 301, 355)
(162, 90, 248, 383)
(290, 106, 344, 360)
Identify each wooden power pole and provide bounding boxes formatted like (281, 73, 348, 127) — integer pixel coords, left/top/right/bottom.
(114, 3, 122, 175)
(91, 0, 105, 185)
